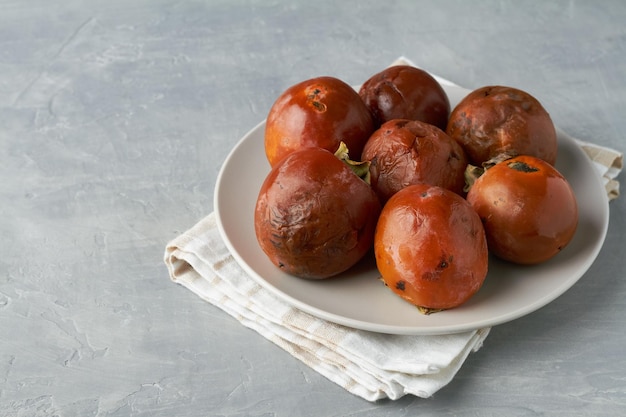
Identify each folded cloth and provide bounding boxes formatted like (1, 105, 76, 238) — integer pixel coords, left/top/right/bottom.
(165, 213, 491, 400)
(577, 141, 622, 200)
(164, 58, 623, 401)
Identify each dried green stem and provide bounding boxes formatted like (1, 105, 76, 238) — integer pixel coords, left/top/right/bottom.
(334, 142, 372, 184)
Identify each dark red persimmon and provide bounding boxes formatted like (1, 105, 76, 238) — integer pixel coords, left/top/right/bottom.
(374, 184, 488, 313)
(255, 147, 381, 279)
(466, 155, 578, 265)
(264, 76, 374, 167)
(446, 86, 557, 167)
(359, 65, 450, 130)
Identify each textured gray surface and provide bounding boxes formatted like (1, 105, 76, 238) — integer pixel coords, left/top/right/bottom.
(1, 0, 625, 415)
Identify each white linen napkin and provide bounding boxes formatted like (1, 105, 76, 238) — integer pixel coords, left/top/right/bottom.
(165, 212, 491, 400)
(577, 141, 622, 200)
(164, 58, 622, 401)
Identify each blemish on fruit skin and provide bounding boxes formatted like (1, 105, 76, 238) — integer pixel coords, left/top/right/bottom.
(395, 280, 406, 291)
(437, 255, 452, 270)
(311, 101, 326, 111)
(307, 88, 327, 112)
(508, 160, 539, 173)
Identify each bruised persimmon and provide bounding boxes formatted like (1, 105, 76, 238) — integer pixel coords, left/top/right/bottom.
(361, 119, 468, 203)
(255, 145, 381, 279)
(374, 184, 488, 313)
(466, 155, 578, 265)
(359, 65, 450, 130)
(264, 76, 375, 167)
(446, 86, 557, 167)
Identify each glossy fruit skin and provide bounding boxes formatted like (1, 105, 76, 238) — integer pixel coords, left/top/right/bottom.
(361, 119, 468, 203)
(446, 86, 557, 166)
(374, 184, 488, 310)
(255, 147, 381, 279)
(466, 155, 578, 265)
(359, 65, 450, 130)
(264, 76, 375, 167)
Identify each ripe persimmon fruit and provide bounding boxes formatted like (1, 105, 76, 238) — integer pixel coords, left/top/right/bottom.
(374, 184, 488, 312)
(255, 145, 381, 279)
(264, 76, 374, 167)
(466, 155, 578, 265)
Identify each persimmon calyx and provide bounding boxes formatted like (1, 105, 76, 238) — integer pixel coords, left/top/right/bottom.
(464, 164, 484, 193)
(417, 306, 444, 315)
(464, 151, 518, 192)
(334, 141, 372, 184)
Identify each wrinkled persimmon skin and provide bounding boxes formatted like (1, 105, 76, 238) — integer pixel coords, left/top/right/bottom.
(374, 184, 488, 310)
(255, 147, 381, 279)
(359, 65, 450, 130)
(361, 119, 468, 203)
(446, 86, 557, 166)
(466, 155, 578, 265)
(264, 76, 375, 167)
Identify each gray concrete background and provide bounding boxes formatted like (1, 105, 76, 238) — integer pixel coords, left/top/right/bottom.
(1, 1, 625, 415)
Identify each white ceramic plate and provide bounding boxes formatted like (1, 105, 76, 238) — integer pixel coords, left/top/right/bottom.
(214, 81, 610, 335)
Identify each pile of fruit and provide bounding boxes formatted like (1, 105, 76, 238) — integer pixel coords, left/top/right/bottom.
(253, 65, 579, 314)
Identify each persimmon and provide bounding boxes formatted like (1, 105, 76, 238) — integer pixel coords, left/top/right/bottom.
(255, 145, 381, 279)
(361, 119, 468, 203)
(359, 65, 450, 130)
(264, 76, 374, 167)
(466, 155, 578, 265)
(446, 86, 557, 167)
(374, 184, 488, 313)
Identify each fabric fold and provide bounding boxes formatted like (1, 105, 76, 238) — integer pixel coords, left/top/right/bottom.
(165, 213, 491, 401)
